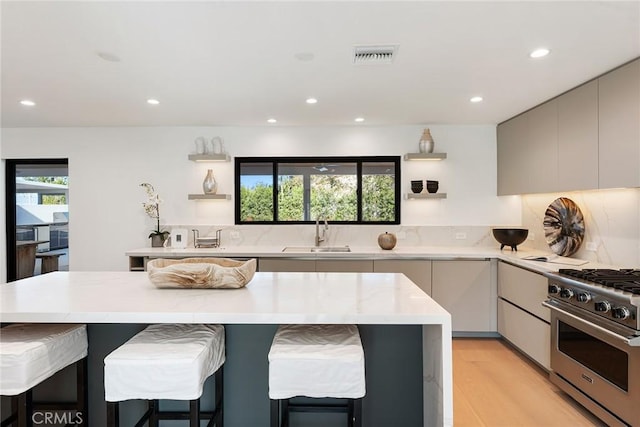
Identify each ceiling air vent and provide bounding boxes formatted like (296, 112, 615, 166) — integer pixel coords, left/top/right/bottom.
(352, 45, 397, 64)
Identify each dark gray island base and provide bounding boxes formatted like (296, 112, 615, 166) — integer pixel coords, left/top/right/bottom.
(86, 324, 423, 427)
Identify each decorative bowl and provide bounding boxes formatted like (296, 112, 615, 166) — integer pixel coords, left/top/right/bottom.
(147, 257, 257, 289)
(411, 180, 424, 193)
(492, 228, 529, 251)
(426, 180, 439, 193)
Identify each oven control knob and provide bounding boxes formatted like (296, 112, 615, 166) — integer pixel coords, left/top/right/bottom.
(559, 288, 574, 299)
(576, 292, 592, 303)
(548, 284, 561, 294)
(594, 301, 611, 313)
(612, 307, 631, 320)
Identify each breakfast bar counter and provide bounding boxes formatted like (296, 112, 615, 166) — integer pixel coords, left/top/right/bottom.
(0, 271, 452, 427)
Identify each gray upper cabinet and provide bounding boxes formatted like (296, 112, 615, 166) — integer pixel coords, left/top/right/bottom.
(598, 59, 640, 189)
(497, 100, 558, 195)
(497, 58, 639, 195)
(497, 113, 528, 195)
(557, 80, 599, 191)
(526, 100, 559, 194)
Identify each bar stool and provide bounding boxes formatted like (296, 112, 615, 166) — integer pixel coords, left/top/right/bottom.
(104, 324, 225, 427)
(0, 323, 88, 427)
(268, 324, 366, 427)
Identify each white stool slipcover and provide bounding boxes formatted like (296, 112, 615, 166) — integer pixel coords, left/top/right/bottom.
(0, 323, 88, 396)
(104, 324, 225, 402)
(268, 324, 365, 399)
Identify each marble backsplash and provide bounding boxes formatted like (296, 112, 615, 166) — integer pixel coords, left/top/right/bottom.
(521, 188, 640, 267)
(169, 187, 640, 268)
(168, 224, 497, 250)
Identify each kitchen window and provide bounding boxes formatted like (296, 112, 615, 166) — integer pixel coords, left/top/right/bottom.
(235, 156, 400, 224)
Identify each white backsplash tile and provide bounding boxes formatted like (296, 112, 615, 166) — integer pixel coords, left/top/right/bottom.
(521, 188, 640, 267)
(169, 224, 495, 249)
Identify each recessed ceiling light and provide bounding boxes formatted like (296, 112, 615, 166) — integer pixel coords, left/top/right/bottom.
(267, 118, 277, 124)
(305, 98, 318, 104)
(20, 100, 36, 106)
(354, 117, 365, 123)
(147, 99, 160, 105)
(529, 48, 550, 58)
(470, 96, 483, 103)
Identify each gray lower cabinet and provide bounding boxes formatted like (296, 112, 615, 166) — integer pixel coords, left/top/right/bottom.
(497, 261, 550, 370)
(373, 259, 432, 296)
(315, 259, 374, 272)
(431, 260, 495, 333)
(258, 258, 315, 272)
(258, 258, 374, 272)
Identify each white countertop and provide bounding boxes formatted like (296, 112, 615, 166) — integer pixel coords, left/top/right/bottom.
(126, 245, 613, 274)
(0, 271, 450, 325)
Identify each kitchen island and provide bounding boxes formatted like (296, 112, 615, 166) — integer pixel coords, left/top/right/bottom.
(0, 271, 452, 427)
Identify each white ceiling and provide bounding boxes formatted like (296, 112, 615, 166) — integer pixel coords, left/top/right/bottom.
(2, 1, 639, 128)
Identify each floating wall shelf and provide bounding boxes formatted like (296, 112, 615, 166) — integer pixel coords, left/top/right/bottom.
(188, 154, 231, 162)
(404, 193, 447, 200)
(188, 194, 231, 200)
(403, 153, 447, 161)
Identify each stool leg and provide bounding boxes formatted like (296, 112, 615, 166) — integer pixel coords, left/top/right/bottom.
(189, 399, 199, 427)
(106, 402, 119, 427)
(353, 398, 362, 427)
(148, 400, 159, 427)
(214, 368, 224, 427)
(76, 358, 88, 426)
(19, 389, 33, 427)
(270, 399, 279, 427)
(281, 399, 290, 427)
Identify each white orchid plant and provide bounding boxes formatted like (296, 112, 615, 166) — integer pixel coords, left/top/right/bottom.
(140, 183, 169, 240)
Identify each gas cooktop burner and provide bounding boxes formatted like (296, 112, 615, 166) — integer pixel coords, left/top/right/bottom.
(558, 269, 640, 294)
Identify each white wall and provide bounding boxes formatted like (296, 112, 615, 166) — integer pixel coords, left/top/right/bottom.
(1, 125, 521, 271)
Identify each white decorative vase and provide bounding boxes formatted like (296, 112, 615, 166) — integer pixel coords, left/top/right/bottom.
(418, 128, 435, 153)
(203, 169, 218, 194)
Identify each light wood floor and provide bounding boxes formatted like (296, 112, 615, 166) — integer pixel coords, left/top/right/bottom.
(453, 338, 605, 427)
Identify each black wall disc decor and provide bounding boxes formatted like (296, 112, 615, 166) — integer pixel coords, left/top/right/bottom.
(543, 197, 585, 257)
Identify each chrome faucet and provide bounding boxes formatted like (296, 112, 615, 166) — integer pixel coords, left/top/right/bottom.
(315, 217, 328, 247)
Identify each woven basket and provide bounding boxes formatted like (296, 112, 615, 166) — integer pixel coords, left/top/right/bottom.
(147, 257, 256, 289)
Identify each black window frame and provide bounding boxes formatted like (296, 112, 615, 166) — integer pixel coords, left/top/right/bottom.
(234, 156, 401, 225)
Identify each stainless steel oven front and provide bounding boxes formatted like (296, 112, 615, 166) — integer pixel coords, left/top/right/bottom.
(545, 301, 640, 427)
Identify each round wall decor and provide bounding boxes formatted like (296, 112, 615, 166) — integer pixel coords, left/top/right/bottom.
(543, 197, 585, 257)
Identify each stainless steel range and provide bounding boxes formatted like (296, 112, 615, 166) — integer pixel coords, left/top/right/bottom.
(544, 268, 640, 427)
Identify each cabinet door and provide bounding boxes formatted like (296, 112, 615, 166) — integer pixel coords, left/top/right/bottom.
(557, 80, 599, 191)
(598, 59, 640, 188)
(497, 262, 549, 322)
(431, 260, 494, 332)
(373, 259, 432, 295)
(497, 114, 528, 195)
(525, 100, 559, 193)
(315, 260, 373, 272)
(258, 258, 315, 272)
(498, 299, 550, 370)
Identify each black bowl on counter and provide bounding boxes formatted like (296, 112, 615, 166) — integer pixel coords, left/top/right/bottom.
(492, 228, 528, 251)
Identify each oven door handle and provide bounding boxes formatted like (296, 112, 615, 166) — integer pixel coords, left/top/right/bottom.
(542, 300, 640, 347)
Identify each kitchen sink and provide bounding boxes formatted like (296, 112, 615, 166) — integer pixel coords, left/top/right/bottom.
(282, 246, 351, 253)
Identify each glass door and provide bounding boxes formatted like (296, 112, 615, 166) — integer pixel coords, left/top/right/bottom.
(5, 159, 69, 281)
